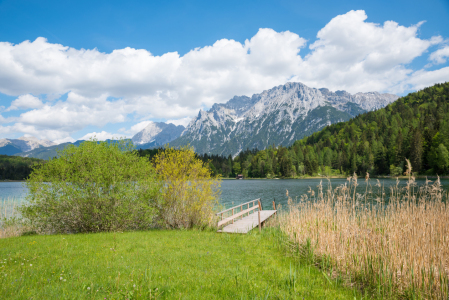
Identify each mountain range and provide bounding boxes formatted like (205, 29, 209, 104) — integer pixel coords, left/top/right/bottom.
(169, 82, 398, 156)
(2, 82, 399, 159)
(132, 122, 185, 149)
(0, 136, 56, 156)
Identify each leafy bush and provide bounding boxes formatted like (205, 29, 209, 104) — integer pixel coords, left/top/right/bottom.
(153, 146, 220, 229)
(20, 140, 161, 234)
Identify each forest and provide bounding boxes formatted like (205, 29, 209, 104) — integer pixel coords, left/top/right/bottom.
(139, 82, 449, 178)
(0, 155, 44, 180)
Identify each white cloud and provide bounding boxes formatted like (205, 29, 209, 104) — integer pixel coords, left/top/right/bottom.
(291, 10, 443, 94)
(407, 66, 449, 90)
(0, 10, 447, 141)
(6, 94, 43, 111)
(79, 131, 127, 141)
(53, 136, 76, 144)
(167, 117, 192, 127)
(429, 45, 449, 65)
(121, 120, 154, 136)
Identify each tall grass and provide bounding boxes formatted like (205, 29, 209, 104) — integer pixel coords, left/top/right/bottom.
(0, 198, 27, 238)
(278, 161, 449, 299)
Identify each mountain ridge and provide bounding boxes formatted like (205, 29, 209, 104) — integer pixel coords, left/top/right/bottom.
(170, 82, 398, 156)
(0, 137, 56, 155)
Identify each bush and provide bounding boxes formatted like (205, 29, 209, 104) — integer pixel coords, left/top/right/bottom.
(153, 146, 220, 229)
(20, 139, 161, 234)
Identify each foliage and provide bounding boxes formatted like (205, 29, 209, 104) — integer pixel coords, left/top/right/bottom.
(0, 155, 44, 180)
(20, 139, 161, 234)
(152, 146, 220, 229)
(0, 229, 364, 299)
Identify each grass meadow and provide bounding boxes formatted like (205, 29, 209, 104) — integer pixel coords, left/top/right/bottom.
(0, 228, 364, 300)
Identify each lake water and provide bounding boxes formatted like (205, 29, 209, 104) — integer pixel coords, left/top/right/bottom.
(2, 178, 449, 210)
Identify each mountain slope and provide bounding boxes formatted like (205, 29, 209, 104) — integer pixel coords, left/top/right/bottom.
(15, 140, 85, 160)
(170, 82, 398, 156)
(0, 137, 56, 155)
(132, 122, 185, 149)
(294, 82, 449, 175)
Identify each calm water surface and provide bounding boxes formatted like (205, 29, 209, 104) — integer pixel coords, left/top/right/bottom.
(219, 178, 449, 209)
(1, 178, 449, 209)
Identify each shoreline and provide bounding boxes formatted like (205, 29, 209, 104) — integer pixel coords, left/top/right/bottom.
(222, 175, 449, 180)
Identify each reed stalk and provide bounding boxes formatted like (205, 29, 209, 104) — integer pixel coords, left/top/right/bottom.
(0, 197, 26, 238)
(277, 164, 449, 299)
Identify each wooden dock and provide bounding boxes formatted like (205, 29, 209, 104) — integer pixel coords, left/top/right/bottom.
(216, 199, 277, 234)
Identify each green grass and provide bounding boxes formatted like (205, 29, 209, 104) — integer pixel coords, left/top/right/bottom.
(0, 228, 364, 299)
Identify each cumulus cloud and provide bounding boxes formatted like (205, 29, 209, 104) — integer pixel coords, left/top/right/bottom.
(53, 136, 76, 144)
(6, 94, 43, 111)
(291, 10, 443, 93)
(79, 131, 126, 141)
(0, 10, 447, 141)
(407, 66, 449, 90)
(120, 120, 154, 136)
(167, 117, 192, 127)
(429, 45, 449, 65)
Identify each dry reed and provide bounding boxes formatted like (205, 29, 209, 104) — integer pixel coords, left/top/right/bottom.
(278, 161, 449, 299)
(0, 198, 26, 238)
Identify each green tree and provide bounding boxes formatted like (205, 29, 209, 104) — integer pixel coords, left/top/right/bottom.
(431, 144, 449, 174)
(21, 140, 161, 234)
(232, 161, 241, 175)
(410, 128, 423, 173)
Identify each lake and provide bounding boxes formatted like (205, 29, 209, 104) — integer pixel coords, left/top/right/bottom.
(2, 178, 449, 210)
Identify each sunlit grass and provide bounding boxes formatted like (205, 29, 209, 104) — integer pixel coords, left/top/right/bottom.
(0, 228, 365, 299)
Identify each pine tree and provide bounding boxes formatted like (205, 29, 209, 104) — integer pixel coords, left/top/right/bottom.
(410, 128, 423, 173)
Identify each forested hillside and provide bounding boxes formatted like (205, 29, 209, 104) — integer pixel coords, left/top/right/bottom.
(300, 82, 449, 176)
(139, 83, 449, 178)
(0, 155, 44, 180)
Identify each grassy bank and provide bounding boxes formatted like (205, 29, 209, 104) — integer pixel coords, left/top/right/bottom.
(277, 171, 449, 299)
(0, 229, 364, 299)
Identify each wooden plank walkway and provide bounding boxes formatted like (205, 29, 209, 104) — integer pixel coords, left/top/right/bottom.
(216, 198, 277, 234)
(218, 210, 277, 233)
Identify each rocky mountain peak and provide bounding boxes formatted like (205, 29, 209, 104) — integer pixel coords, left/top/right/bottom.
(0, 136, 56, 155)
(131, 122, 185, 148)
(170, 81, 399, 156)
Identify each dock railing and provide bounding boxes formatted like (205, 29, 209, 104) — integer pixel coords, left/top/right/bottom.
(216, 199, 262, 231)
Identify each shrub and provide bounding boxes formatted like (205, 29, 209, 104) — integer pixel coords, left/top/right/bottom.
(20, 139, 161, 234)
(153, 146, 220, 229)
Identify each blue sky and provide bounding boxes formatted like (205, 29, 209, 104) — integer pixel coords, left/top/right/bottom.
(0, 0, 448, 143)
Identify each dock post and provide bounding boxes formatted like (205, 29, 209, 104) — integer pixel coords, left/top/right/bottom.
(232, 208, 234, 224)
(258, 210, 261, 232)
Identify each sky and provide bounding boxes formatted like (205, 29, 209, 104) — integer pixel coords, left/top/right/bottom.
(0, 0, 448, 143)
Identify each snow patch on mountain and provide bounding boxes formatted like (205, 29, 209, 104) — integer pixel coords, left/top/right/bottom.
(0, 136, 56, 153)
(172, 82, 399, 156)
(132, 121, 185, 148)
